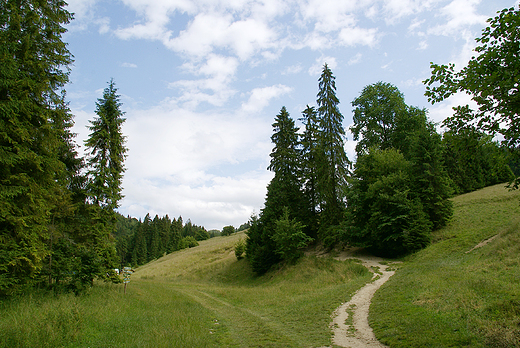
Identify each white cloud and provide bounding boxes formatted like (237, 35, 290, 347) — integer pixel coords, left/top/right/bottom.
(65, 0, 105, 32)
(282, 64, 303, 75)
(121, 170, 273, 230)
(169, 54, 239, 108)
(166, 14, 279, 60)
(417, 40, 428, 50)
(339, 26, 379, 47)
(427, 91, 478, 129)
(428, 0, 487, 36)
(241, 84, 293, 113)
(408, 18, 425, 33)
(309, 56, 337, 75)
(121, 62, 138, 68)
(300, 0, 360, 32)
(110, 102, 275, 228)
(348, 53, 363, 65)
(382, 0, 437, 23)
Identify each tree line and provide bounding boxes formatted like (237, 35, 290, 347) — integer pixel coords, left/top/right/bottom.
(0, 2, 128, 295)
(245, 5, 519, 274)
(115, 213, 214, 269)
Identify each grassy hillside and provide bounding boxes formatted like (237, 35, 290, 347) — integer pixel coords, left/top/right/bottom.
(371, 183, 520, 347)
(2, 183, 518, 347)
(0, 233, 371, 348)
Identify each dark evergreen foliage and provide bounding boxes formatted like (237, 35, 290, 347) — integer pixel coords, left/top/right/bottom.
(0, 0, 78, 295)
(299, 105, 320, 238)
(316, 65, 350, 232)
(246, 107, 305, 274)
(85, 79, 127, 210)
(348, 82, 453, 256)
(114, 213, 208, 268)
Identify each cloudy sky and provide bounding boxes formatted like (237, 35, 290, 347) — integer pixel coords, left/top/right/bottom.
(63, 0, 517, 230)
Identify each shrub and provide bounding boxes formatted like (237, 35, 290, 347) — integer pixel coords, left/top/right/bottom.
(179, 236, 199, 249)
(234, 238, 246, 260)
(272, 207, 313, 264)
(221, 225, 235, 236)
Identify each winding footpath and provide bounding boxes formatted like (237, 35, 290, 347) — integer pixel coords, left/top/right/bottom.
(325, 252, 397, 348)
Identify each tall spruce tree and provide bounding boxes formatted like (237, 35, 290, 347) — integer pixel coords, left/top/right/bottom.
(316, 64, 350, 236)
(299, 105, 320, 238)
(82, 79, 127, 284)
(246, 107, 303, 274)
(85, 79, 127, 210)
(0, 0, 75, 295)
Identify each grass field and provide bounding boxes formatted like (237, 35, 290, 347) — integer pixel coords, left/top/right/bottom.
(371, 183, 520, 347)
(1, 183, 518, 347)
(0, 234, 371, 348)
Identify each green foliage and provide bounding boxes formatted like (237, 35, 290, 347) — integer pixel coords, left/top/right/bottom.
(442, 110, 515, 195)
(182, 219, 209, 241)
(348, 148, 432, 257)
(299, 105, 320, 238)
(234, 238, 246, 260)
(0, 0, 76, 296)
(221, 225, 235, 236)
(115, 213, 210, 268)
(347, 82, 453, 256)
(236, 223, 250, 232)
(351, 81, 431, 159)
(0, 234, 372, 348)
(245, 214, 281, 275)
(179, 236, 199, 249)
(351, 82, 408, 154)
(84, 79, 127, 210)
(246, 107, 304, 275)
(272, 208, 313, 264)
(408, 123, 453, 229)
(316, 64, 350, 228)
(424, 6, 520, 188)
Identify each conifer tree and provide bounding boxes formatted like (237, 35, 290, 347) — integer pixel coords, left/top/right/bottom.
(246, 107, 304, 274)
(85, 79, 127, 210)
(0, 0, 75, 295)
(299, 105, 320, 237)
(316, 64, 350, 233)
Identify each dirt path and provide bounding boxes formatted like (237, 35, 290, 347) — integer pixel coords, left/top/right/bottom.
(322, 251, 397, 348)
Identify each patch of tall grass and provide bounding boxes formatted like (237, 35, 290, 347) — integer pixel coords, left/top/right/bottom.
(370, 183, 520, 347)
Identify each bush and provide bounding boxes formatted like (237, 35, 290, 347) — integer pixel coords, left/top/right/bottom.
(221, 225, 235, 236)
(234, 238, 246, 260)
(272, 208, 313, 264)
(179, 236, 199, 249)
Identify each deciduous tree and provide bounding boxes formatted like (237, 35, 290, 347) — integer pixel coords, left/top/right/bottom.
(424, 6, 520, 188)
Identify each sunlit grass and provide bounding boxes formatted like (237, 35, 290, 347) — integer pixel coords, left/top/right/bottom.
(0, 232, 371, 348)
(371, 183, 520, 347)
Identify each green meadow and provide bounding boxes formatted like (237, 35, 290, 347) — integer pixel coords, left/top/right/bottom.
(1, 183, 519, 347)
(0, 234, 371, 348)
(371, 183, 520, 347)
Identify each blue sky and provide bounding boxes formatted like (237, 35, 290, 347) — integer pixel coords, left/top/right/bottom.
(63, 0, 517, 230)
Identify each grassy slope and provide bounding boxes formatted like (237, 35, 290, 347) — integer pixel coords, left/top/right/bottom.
(371, 183, 520, 347)
(0, 233, 371, 348)
(3, 184, 518, 348)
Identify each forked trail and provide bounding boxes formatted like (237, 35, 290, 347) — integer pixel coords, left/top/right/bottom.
(323, 251, 397, 348)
